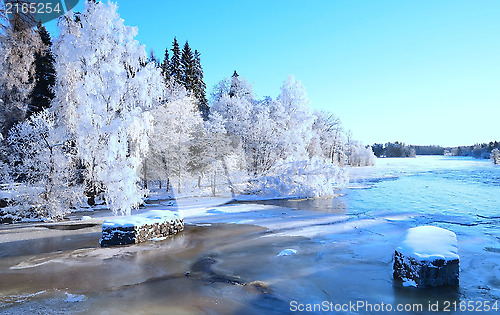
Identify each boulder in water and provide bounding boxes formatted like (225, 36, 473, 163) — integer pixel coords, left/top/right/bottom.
(393, 226, 459, 287)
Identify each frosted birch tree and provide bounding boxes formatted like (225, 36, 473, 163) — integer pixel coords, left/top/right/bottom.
(52, 2, 163, 215)
(0, 10, 41, 138)
(491, 148, 500, 165)
(7, 110, 81, 218)
(148, 82, 203, 193)
(276, 75, 315, 160)
(311, 110, 345, 165)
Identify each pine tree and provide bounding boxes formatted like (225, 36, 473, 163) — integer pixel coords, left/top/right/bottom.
(27, 22, 56, 117)
(180, 41, 194, 90)
(161, 46, 170, 80)
(169, 37, 182, 84)
(192, 50, 209, 120)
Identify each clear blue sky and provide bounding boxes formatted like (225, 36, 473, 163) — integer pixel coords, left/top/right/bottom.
(46, 0, 500, 147)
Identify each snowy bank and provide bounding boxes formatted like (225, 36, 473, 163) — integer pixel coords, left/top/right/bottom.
(100, 210, 184, 247)
(394, 226, 459, 287)
(245, 157, 348, 198)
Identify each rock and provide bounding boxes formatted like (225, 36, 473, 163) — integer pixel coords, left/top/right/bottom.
(393, 226, 459, 287)
(0, 199, 8, 208)
(100, 210, 183, 247)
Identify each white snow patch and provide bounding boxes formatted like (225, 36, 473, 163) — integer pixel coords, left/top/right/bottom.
(81, 216, 92, 221)
(102, 210, 181, 228)
(65, 292, 86, 302)
(150, 236, 168, 242)
(397, 226, 459, 262)
(402, 279, 417, 287)
(278, 249, 297, 256)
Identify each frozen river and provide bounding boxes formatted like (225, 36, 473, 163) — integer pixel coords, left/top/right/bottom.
(1, 156, 499, 314)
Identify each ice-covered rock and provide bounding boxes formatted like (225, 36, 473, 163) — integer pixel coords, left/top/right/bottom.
(100, 210, 183, 247)
(393, 226, 459, 287)
(278, 249, 297, 256)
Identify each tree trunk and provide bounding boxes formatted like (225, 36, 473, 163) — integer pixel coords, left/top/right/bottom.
(222, 160, 235, 198)
(143, 158, 148, 189)
(211, 170, 216, 197)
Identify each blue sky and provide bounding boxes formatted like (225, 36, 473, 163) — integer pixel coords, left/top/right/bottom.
(46, 0, 500, 147)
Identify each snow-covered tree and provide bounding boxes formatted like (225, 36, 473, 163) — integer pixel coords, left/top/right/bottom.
(7, 110, 82, 218)
(211, 77, 230, 103)
(491, 148, 500, 165)
(275, 75, 315, 160)
(192, 50, 209, 120)
(0, 10, 42, 138)
(346, 140, 376, 167)
(211, 74, 253, 142)
(203, 111, 248, 196)
(148, 83, 203, 193)
(311, 110, 345, 165)
(52, 1, 163, 215)
(27, 22, 56, 117)
(246, 157, 348, 198)
(148, 49, 160, 67)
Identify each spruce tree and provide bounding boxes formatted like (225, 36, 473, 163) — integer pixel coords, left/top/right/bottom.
(180, 41, 194, 90)
(148, 49, 160, 67)
(27, 22, 56, 117)
(169, 37, 182, 84)
(192, 50, 209, 120)
(161, 46, 170, 81)
(229, 70, 239, 97)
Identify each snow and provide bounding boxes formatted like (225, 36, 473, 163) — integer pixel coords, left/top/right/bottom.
(102, 210, 181, 228)
(246, 157, 348, 198)
(278, 249, 297, 256)
(65, 293, 85, 302)
(397, 226, 459, 262)
(402, 279, 417, 287)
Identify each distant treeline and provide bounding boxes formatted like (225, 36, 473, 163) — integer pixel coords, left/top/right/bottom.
(445, 141, 500, 159)
(371, 142, 416, 158)
(371, 141, 500, 159)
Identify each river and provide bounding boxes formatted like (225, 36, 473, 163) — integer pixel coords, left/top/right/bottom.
(0, 156, 499, 314)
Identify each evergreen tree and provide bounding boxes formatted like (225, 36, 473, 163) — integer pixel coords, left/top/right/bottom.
(180, 41, 194, 90)
(148, 49, 160, 67)
(192, 50, 209, 120)
(229, 71, 239, 97)
(169, 37, 182, 84)
(161, 46, 170, 80)
(27, 22, 56, 117)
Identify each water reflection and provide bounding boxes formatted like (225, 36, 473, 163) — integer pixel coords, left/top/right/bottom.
(232, 196, 348, 214)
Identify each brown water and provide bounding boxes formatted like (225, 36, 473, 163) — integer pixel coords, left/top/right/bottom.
(0, 210, 470, 315)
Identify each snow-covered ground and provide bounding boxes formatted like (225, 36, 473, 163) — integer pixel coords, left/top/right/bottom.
(1, 156, 499, 314)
